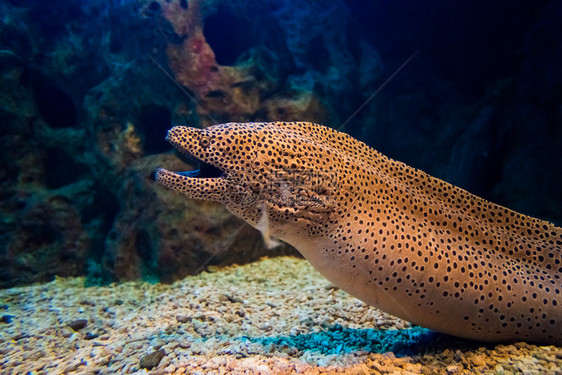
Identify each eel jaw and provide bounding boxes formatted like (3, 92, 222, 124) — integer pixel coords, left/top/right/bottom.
(154, 127, 228, 202)
(154, 166, 229, 202)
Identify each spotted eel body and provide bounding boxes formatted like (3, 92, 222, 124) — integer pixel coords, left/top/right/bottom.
(156, 122, 562, 344)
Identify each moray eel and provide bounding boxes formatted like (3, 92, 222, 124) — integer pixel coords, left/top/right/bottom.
(155, 122, 562, 344)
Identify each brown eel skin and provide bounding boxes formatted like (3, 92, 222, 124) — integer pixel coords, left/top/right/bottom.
(156, 121, 562, 345)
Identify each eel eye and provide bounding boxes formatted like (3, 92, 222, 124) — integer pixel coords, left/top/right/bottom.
(200, 136, 211, 148)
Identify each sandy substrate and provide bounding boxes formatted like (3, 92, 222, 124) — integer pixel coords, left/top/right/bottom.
(1, 256, 561, 374)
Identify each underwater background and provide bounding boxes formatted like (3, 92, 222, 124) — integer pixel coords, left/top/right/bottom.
(1, 0, 561, 289)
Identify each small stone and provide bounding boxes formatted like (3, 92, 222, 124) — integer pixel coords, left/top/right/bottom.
(139, 349, 166, 370)
(470, 355, 487, 367)
(176, 314, 189, 323)
(446, 364, 459, 373)
(62, 362, 82, 373)
(84, 332, 99, 340)
(1, 314, 14, 323)
(224, 294, 244, 304)
(514, 342, 529, 349)
(300, 317, 314, 326)
(68, 319, 88, 331)
(178, 341, 191, 349)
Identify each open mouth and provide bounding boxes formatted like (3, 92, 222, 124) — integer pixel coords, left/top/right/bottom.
(173, 149, 223, 179)
(154, 125, 230, 199)
(175, 160, 223, 178)
(154, 126, 229, 201)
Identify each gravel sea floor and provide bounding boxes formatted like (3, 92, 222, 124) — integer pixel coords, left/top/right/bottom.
(1, 256, 561, 374)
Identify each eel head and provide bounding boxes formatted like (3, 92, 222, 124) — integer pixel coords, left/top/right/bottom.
(155, 122, 340, 240)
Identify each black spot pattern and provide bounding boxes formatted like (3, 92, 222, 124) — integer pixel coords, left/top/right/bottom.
(156, 122, 562, 345)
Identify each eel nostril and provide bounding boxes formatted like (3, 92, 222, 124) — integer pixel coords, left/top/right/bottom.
(200, 136, 211, 148)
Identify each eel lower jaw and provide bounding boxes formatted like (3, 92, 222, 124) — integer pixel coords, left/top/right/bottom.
(155, 158, 224, 183)
(154, 167, 228, 202)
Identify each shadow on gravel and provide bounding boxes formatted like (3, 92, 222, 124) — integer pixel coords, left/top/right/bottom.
(240, 324, 486, 357)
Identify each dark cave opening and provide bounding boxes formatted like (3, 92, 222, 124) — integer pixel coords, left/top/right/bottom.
(44, 148, 89, 190)
(82, 183, 119, 263)
(145, 1, 161, 17)
(203, 5, 260, 66)
(136, 229, 153, 264)
(109, 32, 124, 54)
(136, 229, 160, 282)
(31, 72, 78, 128)
(137, 104, 172, 155)
(307, 36, 331, 73)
